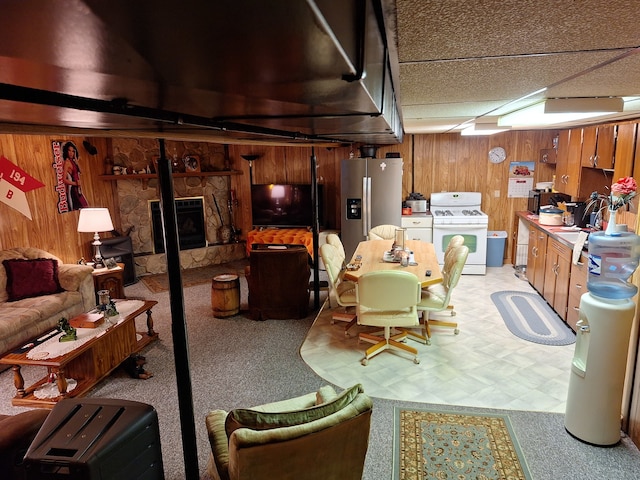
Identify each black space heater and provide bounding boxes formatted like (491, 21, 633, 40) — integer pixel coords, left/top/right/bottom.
(24, 398, 164, 480)
(99, 236, 137, 285)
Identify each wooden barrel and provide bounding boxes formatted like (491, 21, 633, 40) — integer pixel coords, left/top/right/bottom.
(211, 274, 240, 318)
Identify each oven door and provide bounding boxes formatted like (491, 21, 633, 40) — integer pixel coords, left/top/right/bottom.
(432, 223, 487, 274)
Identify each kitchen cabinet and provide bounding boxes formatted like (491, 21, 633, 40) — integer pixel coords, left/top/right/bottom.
(614, 123, 637, 180)
(633, 123, 640, 181)
(555, 128, 583, 197)
(581, 125, 615, 169)
(401, 215, 433, 243)
(566, 252, 588, 331)
(542, 237, 571, 321)
(527, 227, 548, 294)
(540, 148, 557, 165)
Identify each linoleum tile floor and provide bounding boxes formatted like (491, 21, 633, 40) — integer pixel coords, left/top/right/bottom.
(300, 264, 576, 413)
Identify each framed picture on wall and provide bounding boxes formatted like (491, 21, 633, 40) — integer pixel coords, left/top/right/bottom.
(183, 155, 200, 172)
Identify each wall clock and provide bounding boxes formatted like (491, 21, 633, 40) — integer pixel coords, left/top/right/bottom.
(488, 146, 507, 164)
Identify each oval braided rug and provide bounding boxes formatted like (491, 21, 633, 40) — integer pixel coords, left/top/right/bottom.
(490, 291, 576, 346)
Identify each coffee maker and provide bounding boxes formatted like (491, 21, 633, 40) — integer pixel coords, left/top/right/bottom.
(566, 202, 589, 228)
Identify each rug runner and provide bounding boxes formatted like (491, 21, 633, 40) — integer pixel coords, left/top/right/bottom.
(490, 290, 575, 346)
(394, 407, 531, 480)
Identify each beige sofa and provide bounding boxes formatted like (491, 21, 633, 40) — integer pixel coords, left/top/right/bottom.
(0, 247, 95, 357)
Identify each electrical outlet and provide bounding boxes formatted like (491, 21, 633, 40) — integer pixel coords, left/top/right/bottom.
(494, 190, 500, 198)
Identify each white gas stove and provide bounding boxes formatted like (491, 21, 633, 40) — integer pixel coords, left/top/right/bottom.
(430, 192, 488, 274)
(431, 192, 489, 225)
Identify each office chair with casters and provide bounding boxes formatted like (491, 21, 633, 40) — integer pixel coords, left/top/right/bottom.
(406, 245, 469, 345)
(356, 270, 422, 365)
(323, 234, 347, 306)
(429, 234, 465, 318)
(320, 243, 358, 335)
(326, 233, 346, 263)
(368, 224, 402, 240)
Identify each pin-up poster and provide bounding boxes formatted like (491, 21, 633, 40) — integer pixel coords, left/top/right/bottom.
(52, 140, 89, 213)
(507, 161, 535, 198)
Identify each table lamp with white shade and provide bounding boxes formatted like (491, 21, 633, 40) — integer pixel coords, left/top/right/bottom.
(77, 208, 114, 268)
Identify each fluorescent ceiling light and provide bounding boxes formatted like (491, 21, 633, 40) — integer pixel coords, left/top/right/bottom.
(498, 99, 621, 127)
(544, 97, 624, 114)
(460, 125, 510, 136)
(460, 120, 510, 136)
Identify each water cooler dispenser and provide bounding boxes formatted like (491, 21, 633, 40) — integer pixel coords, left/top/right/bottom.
(564, 231, 640, 445)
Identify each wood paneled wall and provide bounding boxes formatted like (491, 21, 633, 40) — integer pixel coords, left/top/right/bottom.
(0, 129, 557, 263)
(0, 135, 118, 263)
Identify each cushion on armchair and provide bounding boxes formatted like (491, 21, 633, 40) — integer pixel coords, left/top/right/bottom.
(206, 384, 372, 480)
(225, 384, 362, 437)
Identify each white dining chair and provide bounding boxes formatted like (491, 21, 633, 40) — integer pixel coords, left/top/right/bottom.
(403, 245, 469, 345)
(356, 270, 422, 365)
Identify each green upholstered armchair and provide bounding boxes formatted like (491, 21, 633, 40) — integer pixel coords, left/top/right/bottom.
(205, 384, 372, 480)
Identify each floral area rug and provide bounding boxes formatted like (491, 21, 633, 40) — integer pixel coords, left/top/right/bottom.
(139, 260, 248, 293)
(394, 408, 531, 480)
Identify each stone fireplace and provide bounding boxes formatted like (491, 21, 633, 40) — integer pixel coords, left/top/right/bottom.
(112, 176, 244, 275)
(150, 197, 207, 254)
(105, 138, 245, 276)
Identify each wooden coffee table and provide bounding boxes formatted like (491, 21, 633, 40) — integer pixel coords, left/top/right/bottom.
(0, 299, 158, 408)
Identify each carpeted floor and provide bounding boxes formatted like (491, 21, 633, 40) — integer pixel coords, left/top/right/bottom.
(395, 408, 531, 480)
(491, 290, 576, 346)
(139, 260, 248, 293)
(1, 269, 640, 479)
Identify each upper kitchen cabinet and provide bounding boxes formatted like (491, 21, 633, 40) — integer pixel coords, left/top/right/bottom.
(634, 124, 640, 181)
(615, 123, 638, 180)
(581, 125, 615, 169)
(555, 128, 583, 197)
(540, 148, 557, 165)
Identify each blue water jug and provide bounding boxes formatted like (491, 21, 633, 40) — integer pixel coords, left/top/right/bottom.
(587, 231, 640, 299)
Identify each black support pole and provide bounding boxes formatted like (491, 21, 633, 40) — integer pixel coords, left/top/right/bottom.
(157, 139, 199, 479)
(311, 147, 320, 310)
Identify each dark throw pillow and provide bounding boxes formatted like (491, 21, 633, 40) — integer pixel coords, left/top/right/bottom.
(3, 258, 63, 301)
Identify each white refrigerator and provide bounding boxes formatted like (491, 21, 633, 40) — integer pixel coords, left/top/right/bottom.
(340, 157, 403, 259)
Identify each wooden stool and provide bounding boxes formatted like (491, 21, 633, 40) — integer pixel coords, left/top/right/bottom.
(211, 274, 240, 318)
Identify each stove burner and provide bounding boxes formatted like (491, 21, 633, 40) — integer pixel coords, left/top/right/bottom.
(434, 209, 453, 216)
(462, 209, 483, 216)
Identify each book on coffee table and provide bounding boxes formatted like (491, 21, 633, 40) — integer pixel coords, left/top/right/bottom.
(69, 312, 104, 329)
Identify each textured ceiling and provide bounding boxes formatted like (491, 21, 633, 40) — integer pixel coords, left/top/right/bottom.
(396, 0, 640, 133)
(0, 1, 639, 143)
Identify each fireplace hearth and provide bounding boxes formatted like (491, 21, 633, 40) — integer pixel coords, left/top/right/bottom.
(150, 197, 206, 253)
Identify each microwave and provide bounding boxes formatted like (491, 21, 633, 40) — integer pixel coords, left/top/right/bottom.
(528, 190, 571, 214)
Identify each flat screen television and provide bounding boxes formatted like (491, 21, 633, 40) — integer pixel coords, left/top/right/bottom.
(251, 184, 323, 228)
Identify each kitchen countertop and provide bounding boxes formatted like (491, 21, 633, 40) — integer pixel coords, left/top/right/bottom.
(402, 211, 432, 217)
(517, 211, 593, 251)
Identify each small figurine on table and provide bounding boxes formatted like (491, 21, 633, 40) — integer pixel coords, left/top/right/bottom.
(124, 354, 153, 379)
(104, 300, 119, 317)
(58, 317, 77, 342)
